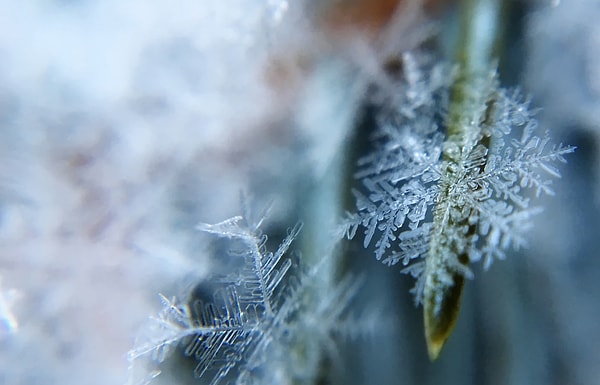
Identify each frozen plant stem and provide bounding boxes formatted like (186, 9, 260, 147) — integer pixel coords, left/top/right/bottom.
(424, 0, 502, 360)
(341, 0, 572, 362)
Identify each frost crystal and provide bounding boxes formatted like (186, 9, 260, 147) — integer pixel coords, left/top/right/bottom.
(129, 209, 361, 385)
(342, 54, 575, 306)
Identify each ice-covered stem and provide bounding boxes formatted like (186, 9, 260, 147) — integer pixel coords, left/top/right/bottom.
(424, 0, 503, 360)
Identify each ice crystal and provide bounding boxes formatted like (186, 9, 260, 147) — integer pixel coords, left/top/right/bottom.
(129, 208, 362, 385)
(342, 54, 575, 306)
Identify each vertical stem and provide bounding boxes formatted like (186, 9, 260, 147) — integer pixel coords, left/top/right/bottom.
(293, 62, 361, 384)
(423, 0, 502, 360)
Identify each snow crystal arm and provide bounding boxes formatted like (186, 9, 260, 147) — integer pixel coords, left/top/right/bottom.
(196, 216, 248, 238)
(261, 223, 302, 304)
(197, 215, 301, 315)
(344, 165, 440, 265)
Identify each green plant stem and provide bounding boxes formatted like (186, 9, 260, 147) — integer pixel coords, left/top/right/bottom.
(423, 0, 502, 360)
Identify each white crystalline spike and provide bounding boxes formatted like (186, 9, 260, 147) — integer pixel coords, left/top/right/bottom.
(196, 216, 246, 237)
(407, 199, 427, 224)
(539, 161, 562, 178)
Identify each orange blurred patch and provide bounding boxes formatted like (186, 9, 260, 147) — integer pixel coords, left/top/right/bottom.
(261, 0, 455, 105)
(325, 0, 403, 35)
(321, 0, 453, 38)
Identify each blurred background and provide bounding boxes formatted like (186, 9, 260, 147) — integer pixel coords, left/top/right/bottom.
(1, 1, 599, 384)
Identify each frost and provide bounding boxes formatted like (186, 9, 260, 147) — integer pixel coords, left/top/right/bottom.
(342, 55, 575, 305)
(129, 211, 362, 385)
